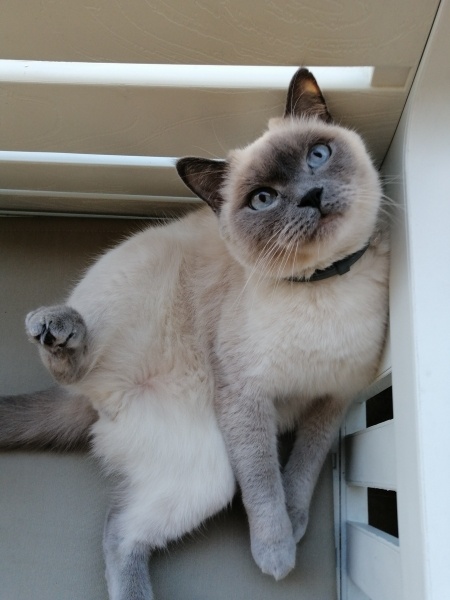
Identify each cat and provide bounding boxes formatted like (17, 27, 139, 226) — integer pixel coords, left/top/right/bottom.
(0, 68, 389, 600)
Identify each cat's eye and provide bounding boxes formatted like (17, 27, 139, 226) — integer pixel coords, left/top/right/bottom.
(307, 144, 331, 168)
(248, 188, 279, 211)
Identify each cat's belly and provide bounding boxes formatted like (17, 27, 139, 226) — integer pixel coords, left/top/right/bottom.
(89, 370, 236, 546)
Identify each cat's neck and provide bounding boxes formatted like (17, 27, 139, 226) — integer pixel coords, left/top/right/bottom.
(286, 244, 369, 283)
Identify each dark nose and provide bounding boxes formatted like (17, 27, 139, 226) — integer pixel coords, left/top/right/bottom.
(298, 187, 323, 210)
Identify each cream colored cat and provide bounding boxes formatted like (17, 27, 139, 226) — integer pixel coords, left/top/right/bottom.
(0, 69, 389, 600)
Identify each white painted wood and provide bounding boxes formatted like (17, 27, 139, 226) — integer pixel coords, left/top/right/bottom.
(341, 336, 393, 599)
(345, 421, 396, 490)
(344, 402, 368, 438)
(0, 62, 375, 89)
(347, 523, 401, 600)
(0, 156, 186, 197)
(0, 71, 409, 215)
(381, 0, 450, 598)
(344, 486, 369, 527)
(0, 79, 406, 160)
(0, 191, 199, 218)
(377, 331, 391, 380)
(351, 375, 392, 411)
(0, 152, 176, 167)
(352, 360, 392, 408)
(346, 578, 371, 600)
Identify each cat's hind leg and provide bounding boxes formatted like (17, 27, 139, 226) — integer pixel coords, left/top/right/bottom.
(103, 507, 154, 600)
(25, 305, 90, 384)
(98, 401, 236, 599)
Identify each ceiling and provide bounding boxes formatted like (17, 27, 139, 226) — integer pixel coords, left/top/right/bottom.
(0, 0, 441, 217)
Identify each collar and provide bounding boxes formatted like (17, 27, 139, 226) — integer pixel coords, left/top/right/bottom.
(287, 244, 369, 283)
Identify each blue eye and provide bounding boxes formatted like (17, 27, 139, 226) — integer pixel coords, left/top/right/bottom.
(307, 143, 331, 168)
(248, 188, 279, 211)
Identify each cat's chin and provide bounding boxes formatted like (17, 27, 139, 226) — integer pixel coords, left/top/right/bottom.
(291, 206, 344, 244)
(292, 211, 341, 247)
(313, 212, 341, 239)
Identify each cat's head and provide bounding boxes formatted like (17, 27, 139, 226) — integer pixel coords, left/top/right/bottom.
(176, 68, 382, 279)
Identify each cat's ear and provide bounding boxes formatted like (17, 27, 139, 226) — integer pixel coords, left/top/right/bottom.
(284, 68, 332, 123)
(176, 157, 228, 214)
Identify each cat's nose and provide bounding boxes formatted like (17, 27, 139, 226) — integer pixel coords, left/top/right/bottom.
(298, 187, 323, 210)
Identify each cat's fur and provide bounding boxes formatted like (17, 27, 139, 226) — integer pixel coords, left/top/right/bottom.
(0, 69, 389, 600)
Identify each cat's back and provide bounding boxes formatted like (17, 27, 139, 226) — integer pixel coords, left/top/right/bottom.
(64, 207, 228, 391)
(66, 207, 225, 333)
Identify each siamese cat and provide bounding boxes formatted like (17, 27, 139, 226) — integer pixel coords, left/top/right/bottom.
(0, 69, 389, 600)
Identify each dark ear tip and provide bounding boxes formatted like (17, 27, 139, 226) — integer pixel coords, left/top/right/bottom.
(289, 67, 321, 92)
(293, 67, 314, 79)
(175, 157, 193, 178)
(175, 158, 183, 176)
(174, 157, 229, 213)
(289, 67, 315, 83)
(285, 67, 332, 122)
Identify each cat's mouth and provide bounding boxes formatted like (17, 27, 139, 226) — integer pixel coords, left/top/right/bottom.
(310, 189, 348, 234)
(294, 207, 342, 244)
(318, 211, 340, 224)
(297, 187, 343, 225)
(298, 186, 324, 211)
(316, 210, 342, 235)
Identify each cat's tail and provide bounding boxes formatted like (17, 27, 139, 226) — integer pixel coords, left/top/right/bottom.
(0, 387, 98, 450)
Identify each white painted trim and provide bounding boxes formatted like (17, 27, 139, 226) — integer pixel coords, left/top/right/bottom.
(0, 152, 176, 168)
(345, 421, 396, 490)
(0, 61, 374, 90)
(340, 3, 450, 592)
(0, 189, 196, 203)
(356, 1, 450, 599)
(347, 523, 401, 600)
(0, 189, 199, 218)
(352, 370, 392, 406)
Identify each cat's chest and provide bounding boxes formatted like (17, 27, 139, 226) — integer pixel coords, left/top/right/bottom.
(221, 278, 385, 399)
(247, 294, 349, 362)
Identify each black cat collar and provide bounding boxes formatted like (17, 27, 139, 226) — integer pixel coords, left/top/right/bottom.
(287, 244, 369, 283)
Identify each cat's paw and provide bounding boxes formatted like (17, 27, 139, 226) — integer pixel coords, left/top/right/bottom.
(251, 533, 296, 581)
(287, 506, 310, 543)
(25, 306, 86, 351)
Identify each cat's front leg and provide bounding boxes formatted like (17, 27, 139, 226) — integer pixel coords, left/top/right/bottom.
(216, 381, 296, 581)
(25, 305, 90, 384)
(283, 395, 346, 542)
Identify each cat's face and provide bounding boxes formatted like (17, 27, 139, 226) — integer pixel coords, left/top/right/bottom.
(177, 69, 381, 279)
(218, 117, 381, 277)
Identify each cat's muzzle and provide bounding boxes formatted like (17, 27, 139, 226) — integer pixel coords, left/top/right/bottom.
(297, 187, 324, 212)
